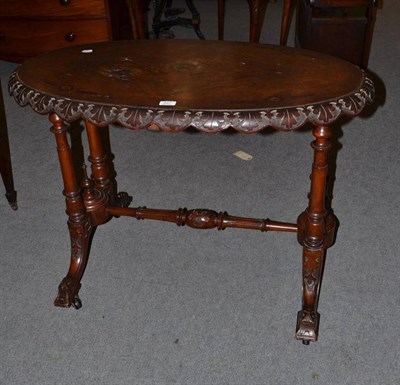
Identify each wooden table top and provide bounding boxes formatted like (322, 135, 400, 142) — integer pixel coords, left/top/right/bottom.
(9, 40, 374, 132)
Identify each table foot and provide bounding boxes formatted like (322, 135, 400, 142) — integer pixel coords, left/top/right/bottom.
(5, 190, 17, 210)
(295, 310, 320, 344)
(54, 278, 82, 308)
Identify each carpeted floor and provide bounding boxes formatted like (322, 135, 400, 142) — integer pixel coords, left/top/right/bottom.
(1, 1, 399, 384)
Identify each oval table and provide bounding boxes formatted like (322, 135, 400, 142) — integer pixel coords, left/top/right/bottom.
(9, 39, 374, 344)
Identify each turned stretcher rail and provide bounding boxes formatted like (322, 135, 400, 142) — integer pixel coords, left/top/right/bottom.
(106, 206, 298, 233)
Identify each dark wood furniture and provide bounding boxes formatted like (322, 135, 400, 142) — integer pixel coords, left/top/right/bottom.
(126, 0, 149, 39)
(9, 39, 374, 344)
(0, 79, 17, 209)
(0, 0, 133, 208)
(280, 0, 378, 69)
(281, 0, 296, 45)
(0, 0, 132, 63)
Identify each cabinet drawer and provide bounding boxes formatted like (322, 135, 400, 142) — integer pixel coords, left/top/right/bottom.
(0, 19, 110, 62)
(0, 0, 107, 18)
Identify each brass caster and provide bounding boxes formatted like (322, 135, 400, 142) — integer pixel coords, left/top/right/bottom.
(72, 295, 82, 310)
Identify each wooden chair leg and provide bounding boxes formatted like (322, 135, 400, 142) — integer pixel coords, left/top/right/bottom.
(219, 0, 265, 43)
(126, 0, 149, 39)
(248, 0, 268, 43)
(248, 0, 259, 42)
(218, 0, 226, 40)
(280, 0, 296, 45)
(0, 79, 17, 210)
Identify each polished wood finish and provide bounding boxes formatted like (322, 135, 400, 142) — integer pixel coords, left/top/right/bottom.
(49, 113, 93, 308)
(0, 0, 131, 63)
(14, 40, 369, 113)
(107, 206, 298, 232)
(9, 40, 374, 343)
(0, 0, 134, 209)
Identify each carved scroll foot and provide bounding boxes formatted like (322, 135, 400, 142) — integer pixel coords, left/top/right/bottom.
(295, 310, 320, 343)
(54, 278, 82, 308)
(54, 219, 93, 308)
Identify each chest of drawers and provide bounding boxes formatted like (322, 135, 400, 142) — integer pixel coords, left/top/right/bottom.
(0, 0, 131, 63)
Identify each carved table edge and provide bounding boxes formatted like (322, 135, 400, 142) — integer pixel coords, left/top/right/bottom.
(8, 72, 374, 133)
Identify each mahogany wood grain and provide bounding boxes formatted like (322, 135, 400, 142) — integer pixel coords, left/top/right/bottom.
(107, 206, 298, 232)
(0, 0, 108, 17)
(16, 40, 366, 112)
(0, 20, 110, 62)
(0, 0, 131, 63)
(0, 0, 133, 209)
(9, 40, 374, 343)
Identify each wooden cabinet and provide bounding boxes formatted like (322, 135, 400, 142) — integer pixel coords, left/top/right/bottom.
(295, 0, 378, 69)
(0, 0, 132, 63)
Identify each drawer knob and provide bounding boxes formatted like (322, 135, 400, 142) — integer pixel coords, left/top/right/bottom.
(59, 0, 71, 5)
(64, 32, 76, 42)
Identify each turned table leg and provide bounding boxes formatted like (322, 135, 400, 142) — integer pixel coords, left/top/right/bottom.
(50, 113, 94, 309)
(296, 125, 337, 343)
(85, 121, 132, 213)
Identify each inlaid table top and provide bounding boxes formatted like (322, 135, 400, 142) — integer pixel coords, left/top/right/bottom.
(9, 39, 374, 133)
(7, 39, 376, 344)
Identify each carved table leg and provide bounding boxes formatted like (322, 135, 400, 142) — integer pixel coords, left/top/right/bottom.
(50, 113, 93, 308)
(296, 125, 337, 343)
